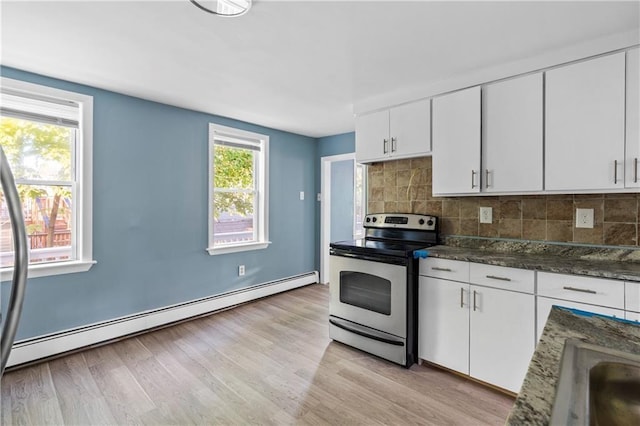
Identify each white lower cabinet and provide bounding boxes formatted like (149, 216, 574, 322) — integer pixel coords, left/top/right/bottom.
(625, 281, 640, 322)
(419, 260, 535, 393)
(536, 297, 625, 341)
(469, 285, 534, 393)
(418, 277, 470, 374)
(536, 272, 626, 340)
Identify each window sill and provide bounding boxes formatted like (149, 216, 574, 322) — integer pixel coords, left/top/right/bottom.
(207, 241, 271, 255)
(1, 260, 96, 282)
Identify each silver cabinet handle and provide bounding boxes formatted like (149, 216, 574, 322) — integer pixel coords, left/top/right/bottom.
(563, 286, 597, 294)
(391, 137, 397, 152)
(460, 287, 465, 308)
(614, 160, 618, 184)
(471, 170, 477, 188)
(485, 169, 490, 188)
(383, 138, 389, 154)
(473, 290, 478, 311)
(486, 275, 511, 282)
(432, 267, 452, 272)
(635, 158, 638, 183)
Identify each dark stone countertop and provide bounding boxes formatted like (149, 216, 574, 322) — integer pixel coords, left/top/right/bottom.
(424, 237, 640, 282)
(506, 307, 640, 425)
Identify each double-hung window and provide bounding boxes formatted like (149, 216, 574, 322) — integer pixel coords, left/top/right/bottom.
(207, 124, 269, 255)
(0, 77, 94, 280)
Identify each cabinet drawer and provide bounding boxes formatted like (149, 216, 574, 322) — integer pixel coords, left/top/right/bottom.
(537, 272, 624, 309)
(469, 263, 534, 293)
(420, 258, 469, 282)
(626, 281, 640, 313)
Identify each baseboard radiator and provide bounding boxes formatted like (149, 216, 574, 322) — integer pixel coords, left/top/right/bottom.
(7, 271, 319, 368)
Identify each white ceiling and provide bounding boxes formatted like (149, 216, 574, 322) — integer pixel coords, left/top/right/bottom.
(1, 0, 639, 138)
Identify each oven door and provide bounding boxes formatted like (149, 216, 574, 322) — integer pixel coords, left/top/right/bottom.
(329, 254, 407, 338)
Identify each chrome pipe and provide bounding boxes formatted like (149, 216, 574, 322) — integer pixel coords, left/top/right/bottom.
(0, 146, 29, 375)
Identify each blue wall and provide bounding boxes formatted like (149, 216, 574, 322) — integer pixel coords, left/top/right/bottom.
(317, 132, 355, 158)
(330, 160, 355, 243)
(315, 132, 356, 267)
(1, 66, 318, 341)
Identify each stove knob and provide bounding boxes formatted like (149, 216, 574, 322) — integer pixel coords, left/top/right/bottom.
(418, 219, 425, 225)
(366, 217, 371, 223)
(427, 219, 434, 226)
(372, 217, 377, 223)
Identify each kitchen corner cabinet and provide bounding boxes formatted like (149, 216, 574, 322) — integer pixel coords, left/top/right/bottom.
(419, 260, 535, 393)
(355, 99, 431, 163)
(545, 52, 626, 191)
(626, 48, 640, 188)
(482, 73, 543, 192)
(432, 86, 481, 194)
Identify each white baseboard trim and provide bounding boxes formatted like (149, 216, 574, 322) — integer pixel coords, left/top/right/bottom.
(7, 271, 318, 368)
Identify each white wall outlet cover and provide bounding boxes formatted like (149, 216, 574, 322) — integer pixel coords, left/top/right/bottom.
(576, 208, 595, 229)
(238, 265, 245, 276)
(299, 191, 305, 200)
(479, 207, 493, 224)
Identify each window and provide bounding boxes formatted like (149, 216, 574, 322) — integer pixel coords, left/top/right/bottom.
(0, 77, 94, 280)
(207, 123, 269, 255)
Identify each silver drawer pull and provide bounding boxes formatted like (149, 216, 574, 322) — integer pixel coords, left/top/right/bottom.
(563, 286, 597, 295)
(473, 290, 478, 311)
(432, 267, 452, 272)
(460, 287, 465, 308)
(486, 275, 511, 282)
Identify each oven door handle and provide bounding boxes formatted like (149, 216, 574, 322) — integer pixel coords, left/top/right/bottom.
(329, 318, 404, 346)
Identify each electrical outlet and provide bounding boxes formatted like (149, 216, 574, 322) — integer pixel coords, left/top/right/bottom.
(317, 193, 322, 202)
(479, 207, 493, 224)
(299, 191, 305, 200)
(238, 265, 245, 276)
(576, 208, 594, 229)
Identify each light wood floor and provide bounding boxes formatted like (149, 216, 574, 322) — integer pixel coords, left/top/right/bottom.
(1, 283, 514, 425)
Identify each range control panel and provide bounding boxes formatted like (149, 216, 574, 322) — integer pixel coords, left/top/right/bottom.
(364, 213, 437, 231)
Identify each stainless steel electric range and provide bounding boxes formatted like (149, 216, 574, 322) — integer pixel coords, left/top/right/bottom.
(329, 213, 438, 367)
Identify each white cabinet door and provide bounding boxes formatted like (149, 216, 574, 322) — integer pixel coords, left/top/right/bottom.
(536, 297, 625, 341)
(390, 99, 431, 158)
(482, 73, 543, 192)
(545, 53, 625, 191)
(626, 281, 640, 313)
(418, 277, 469, 374)
(469, 286, 534, 393)
(432, 86, 481, 195)
(626, 48, 640, 188)
(355, 109, 389, 163)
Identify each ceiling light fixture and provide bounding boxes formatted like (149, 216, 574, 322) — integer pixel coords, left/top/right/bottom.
(190, 0, 252, 17)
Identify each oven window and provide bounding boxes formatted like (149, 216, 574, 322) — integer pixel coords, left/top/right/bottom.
(339, 271, 391, 315)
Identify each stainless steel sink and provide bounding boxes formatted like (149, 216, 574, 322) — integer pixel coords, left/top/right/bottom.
(549, 339, 640, 425)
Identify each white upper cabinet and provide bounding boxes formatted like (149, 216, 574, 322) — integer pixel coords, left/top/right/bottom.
(482, 73, 543, 192)
(432, 86, 481, 195)
(545, 52, 626, 191)
(355, 99, 431, 163)
(626, 48, 640, 188)
(355, 109, 389, 163)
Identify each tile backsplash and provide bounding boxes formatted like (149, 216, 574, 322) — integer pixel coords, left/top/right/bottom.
(367, 156, 640, 247)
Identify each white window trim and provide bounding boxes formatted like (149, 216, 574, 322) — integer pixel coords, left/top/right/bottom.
(0, 77, 94, 281)
(207, 123, 269, 255)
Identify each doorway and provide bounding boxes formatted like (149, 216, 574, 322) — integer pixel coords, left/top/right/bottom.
(320, 153, 366, 284)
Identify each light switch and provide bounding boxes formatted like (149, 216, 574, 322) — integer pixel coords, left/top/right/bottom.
(299, 191, 305, 200)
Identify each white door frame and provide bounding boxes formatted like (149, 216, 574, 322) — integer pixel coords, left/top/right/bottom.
(320, 153, 356, 284)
